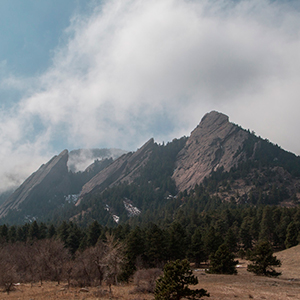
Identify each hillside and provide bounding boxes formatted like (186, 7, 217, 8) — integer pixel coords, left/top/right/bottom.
(0, 148, 126, 224)
(1, 110, 300, 225)
(275, 244, 300, 279)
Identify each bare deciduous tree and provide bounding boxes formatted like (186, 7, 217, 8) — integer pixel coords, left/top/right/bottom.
(0, 244, 19, 294)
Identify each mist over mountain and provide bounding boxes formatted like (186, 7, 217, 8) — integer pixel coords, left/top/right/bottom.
(0, 111, 300, 225)
(68, 148, 127, 172)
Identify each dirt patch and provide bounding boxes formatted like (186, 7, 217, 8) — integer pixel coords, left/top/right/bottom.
(194, 260, 300, 300)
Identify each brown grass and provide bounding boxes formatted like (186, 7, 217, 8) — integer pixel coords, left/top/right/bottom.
(2, 246, 300, 300)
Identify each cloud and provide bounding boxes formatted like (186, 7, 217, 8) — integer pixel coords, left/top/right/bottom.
(1, 0, 300, 192)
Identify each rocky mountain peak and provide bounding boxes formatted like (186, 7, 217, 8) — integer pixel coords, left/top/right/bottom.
(76, 138, 155, 204)
(0, 150, 70, 218)
(172, 111, 249, 192)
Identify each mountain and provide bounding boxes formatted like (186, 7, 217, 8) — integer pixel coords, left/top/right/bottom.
(1, 111, 300, 225)
(0, 150, 70, 220)
(77, 138, 155, 205)
(68, 148, 126, 172)
(172, 111, 249, 192)
(0, 148, 127, 224)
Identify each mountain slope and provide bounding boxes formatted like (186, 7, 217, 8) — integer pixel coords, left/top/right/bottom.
(77, 138, 155, 205)
(173, 111, 249, 192)
(0, 148, 126, 224)
(1, 110, 300, 226)
(0, 150, 70, 219)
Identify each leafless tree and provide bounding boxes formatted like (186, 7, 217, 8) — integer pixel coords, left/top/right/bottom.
(34, 239, 71, 285)
(0, 244, 19, 294)
(133, 268, 162, 293)
(103, 233, 126, 292)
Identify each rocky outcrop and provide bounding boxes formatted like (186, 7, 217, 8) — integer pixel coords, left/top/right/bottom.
(0, 150, 70, 218)
(77, 139, 155, 205)
(172, 111, 249, 192)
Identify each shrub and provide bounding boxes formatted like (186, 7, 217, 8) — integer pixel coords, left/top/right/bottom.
(154, 259, 209, 300)
(208, 244, 238, 275)
(247, 241, 281, 277)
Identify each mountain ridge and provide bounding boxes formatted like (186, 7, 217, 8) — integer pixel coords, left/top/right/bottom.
(173, 111, 249, 191)
(1, 111, 300, 225)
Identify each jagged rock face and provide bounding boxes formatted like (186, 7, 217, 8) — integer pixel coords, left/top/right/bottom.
(172, 111, 249, 192)
(0, 150, 70, 218)
(77, 139, 155, 205)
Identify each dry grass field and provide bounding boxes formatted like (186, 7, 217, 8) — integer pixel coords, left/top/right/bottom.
(2, 245, 300, 300)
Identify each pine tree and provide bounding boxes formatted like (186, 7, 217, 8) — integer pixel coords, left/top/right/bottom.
(168, 222, 187, 261)
(87, 221, 102, 247)
(154, 259, 209, 300)
(189, 228, 205, 267)
(247, 241, 281, 277)
(28, 221, 40, 240)
(285, 222, 298, 249)
(208, 244, 238, 275)
(203, 226, 223, 259)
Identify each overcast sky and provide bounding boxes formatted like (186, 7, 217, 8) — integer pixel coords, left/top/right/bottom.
(1, 0, 300, 192)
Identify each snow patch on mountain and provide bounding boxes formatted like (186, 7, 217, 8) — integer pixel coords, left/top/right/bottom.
(123, 198, 141, 217)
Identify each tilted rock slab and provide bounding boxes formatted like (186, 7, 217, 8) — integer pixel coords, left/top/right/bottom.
(172, 111, 249, 192)
(76, 138, 155, 205)
(0, 150, 70, 218)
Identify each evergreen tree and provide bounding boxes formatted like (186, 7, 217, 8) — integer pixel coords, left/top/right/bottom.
(0, 224, 8, 242)
(154, 259, 209, 300)
(224, 228, 238, 253)
(16, 226, 26, 242)
(188, 228, 205, 267)
(8, 225, 17, 243)
(259, 206, 275, 243)
(66, 225, 82, 255)
(203, 226, 223, 260)
(145, 224, 167, 267)
(125, 226, 145, 268)
(247, 241, 281, 277)
(57, 221, 69, 244)
(28, 221, 40, 240)
(39, 223, 48, 239)
(208, 244, 238, 275)
(285, 222, 298, 249)
(87, 221, 102, 247)
(168, 222, 187, 261)
(47, 224, 56, 239)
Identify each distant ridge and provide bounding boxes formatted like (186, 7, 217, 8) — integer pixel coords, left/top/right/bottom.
(0, 150, 70, 218)
(0, 148, 126, 222)
(1, 111, 300, 225)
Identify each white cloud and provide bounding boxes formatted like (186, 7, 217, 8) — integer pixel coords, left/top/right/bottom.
(1, 0, 300, 192)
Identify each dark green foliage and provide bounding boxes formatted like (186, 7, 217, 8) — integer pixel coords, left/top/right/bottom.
(259, 206, 275, 242)
(87, 221, 102, 247)
(188, 228, 205, 267)
(154, 259, 209, 300)
(145, 224, 168, 267)
(247, 241, 281, 277)
(285, 222, 298, 249)
(65, 223, 82, 255)
(47, 224, 56, 239)
(123, 226, 146, 278)
(168, 222, 187, 261)
(208, 244, 238, 275)
(28, 221, 40, 240)
(203, 226, 223, 260)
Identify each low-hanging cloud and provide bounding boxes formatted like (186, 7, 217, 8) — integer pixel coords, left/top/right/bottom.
(1, 0, 300, 192)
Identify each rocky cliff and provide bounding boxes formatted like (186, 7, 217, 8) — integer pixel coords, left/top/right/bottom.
(0, 150, 70, 218)
(172, 111, 249, 192)
(0, 147, 126, 221)
(77, 138, 155, 204)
